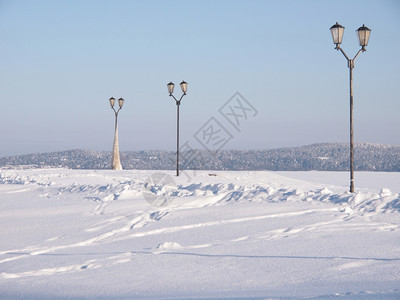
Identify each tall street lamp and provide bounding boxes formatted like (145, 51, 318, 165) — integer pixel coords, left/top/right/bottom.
(167, 80, 188, 176)
(330, 22, 371, 193)
(109, 97, 125, 170)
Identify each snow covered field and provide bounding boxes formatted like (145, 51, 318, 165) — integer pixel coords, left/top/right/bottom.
(0, 169, 399, 299)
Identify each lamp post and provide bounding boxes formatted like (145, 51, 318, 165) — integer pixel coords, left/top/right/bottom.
(330, 22, 371, 193)
(109, 97, 125, 170)
(167, 81, 188, 176)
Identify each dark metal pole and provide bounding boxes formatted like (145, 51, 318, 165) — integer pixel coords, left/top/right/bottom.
(337, 46, 362, 193)
(349, 61, 355, 193)
(168, 83, 186, 177)
(176, 101, 180, 176)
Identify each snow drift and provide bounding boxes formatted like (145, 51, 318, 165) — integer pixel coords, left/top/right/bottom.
(0, 169, 399, 299)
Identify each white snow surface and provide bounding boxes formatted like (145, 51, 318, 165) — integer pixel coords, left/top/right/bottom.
(0, 169, 399, 299)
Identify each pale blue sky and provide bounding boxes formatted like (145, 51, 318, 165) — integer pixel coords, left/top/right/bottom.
(0, 0, 399, 156)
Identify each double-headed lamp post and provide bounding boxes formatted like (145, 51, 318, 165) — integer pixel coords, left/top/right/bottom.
(109, 97, 125, 170)
(167, 81, 188, 176)
(330, 22, 371, 193)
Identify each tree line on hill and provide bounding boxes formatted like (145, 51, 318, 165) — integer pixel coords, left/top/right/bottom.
(0, 143, 399, 172)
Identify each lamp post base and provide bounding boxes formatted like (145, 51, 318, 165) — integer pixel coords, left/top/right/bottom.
(112, 163, 122, 171)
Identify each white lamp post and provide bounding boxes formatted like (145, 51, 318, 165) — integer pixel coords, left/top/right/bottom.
(330, 22, 371, 192)
(109, 97, 124, 170)
(167, 81, 188, 176)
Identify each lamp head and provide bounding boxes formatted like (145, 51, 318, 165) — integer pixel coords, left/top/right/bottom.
(167, 82, 175, 95)
(180, 80, 188, 94)
(330, 22, 345, 48)
(357, 24, 371, 51)
(118, 97, 124, 108)
(109, 97, 116, 107)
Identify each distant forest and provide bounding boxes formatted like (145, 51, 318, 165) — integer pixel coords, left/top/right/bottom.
(1, 143, 399, 172)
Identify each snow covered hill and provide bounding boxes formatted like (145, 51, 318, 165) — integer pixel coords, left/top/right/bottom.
(0, 169, 399, 299)
(1, 143, 400, 171)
